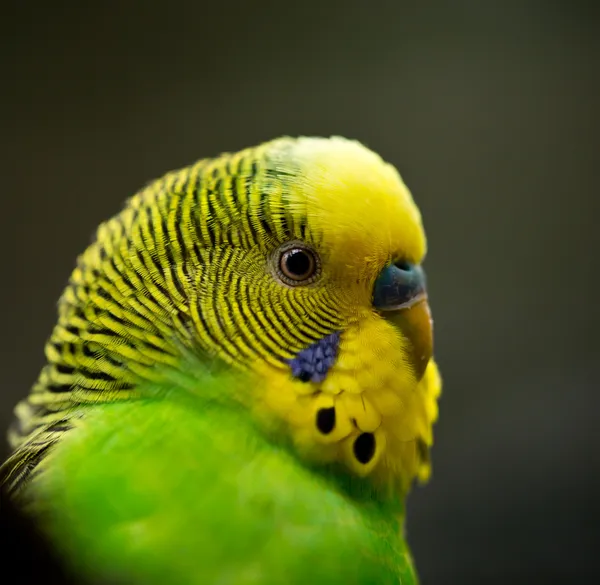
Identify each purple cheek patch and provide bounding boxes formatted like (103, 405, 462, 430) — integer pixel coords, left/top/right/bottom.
(286, 331, 341, 383)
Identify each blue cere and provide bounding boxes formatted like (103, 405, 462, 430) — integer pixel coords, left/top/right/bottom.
(287, 331, 341, 383)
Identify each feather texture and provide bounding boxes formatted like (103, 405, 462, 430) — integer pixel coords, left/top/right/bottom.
(2, 136, 442, 583)
(26, 390, 418, 585)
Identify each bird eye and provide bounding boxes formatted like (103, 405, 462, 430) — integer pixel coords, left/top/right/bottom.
(275, 243, 320, 286)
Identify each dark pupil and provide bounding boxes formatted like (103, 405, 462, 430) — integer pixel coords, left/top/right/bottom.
(286, 250, 311, 277)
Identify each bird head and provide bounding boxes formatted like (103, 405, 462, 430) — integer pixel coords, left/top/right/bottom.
(21, 136, 441, 498)
(180, 137, 442, 493)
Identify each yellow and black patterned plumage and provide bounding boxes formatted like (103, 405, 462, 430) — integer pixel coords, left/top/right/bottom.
(2, 136, 441, 497)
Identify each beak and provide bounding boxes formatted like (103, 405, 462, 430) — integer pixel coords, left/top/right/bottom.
(373, 263, 433, 380)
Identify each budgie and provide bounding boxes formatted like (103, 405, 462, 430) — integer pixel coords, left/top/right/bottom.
(0, 136, 441, 585)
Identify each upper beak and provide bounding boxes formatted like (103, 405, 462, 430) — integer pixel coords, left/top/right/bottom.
(372, 263, 433, 380)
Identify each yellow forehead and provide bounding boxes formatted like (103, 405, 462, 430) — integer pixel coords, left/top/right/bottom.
(266, 137, 426, 267)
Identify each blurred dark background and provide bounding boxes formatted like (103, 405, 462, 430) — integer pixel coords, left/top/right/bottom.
(1, 1, 598, 583)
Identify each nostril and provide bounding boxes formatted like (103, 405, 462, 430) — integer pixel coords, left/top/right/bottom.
(394, 260, 412, 272)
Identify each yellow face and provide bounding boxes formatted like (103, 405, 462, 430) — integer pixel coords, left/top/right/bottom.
(196, 137, 441, 493)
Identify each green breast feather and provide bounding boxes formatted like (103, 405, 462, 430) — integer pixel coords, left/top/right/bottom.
(28, 387, 417, 585)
